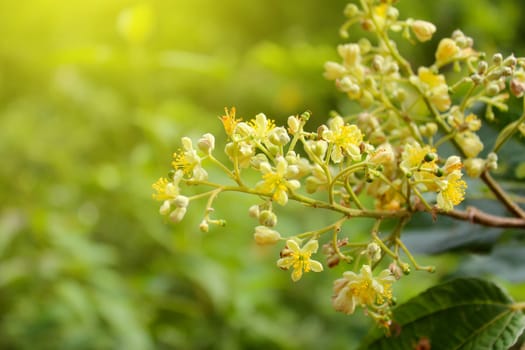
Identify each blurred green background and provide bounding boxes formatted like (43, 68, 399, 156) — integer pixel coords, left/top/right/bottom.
(1, 0, 525, 349)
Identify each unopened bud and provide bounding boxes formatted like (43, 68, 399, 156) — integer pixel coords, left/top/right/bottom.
(504, 55, 517, 67)
(174, 195, 189, 208)
(253, 226, 281, 246)
(269, 127, 290, 146)
(358, 38, 372, 53)
(338, 43, 361, 66)
(287, 115, 301, 134)
(436, 38, 459, 63)
(366, 242, 382, 262)
(343, 3, 359, 17)
(372, 55, 384, 72)
(424, 153, 436, 162)
(464, 158, 485, 178)
(477, 61, 488, 75)
(169, 207, 187, 223)
(259, 210, 278, 227)
(248, 205, 260, 218)
(492, 53, 503, 65)
(198, 133, 215, 154)
(411, 20, 436, 42)
(470, 73, 483, 85)
(510, 78, 525, 98)
(323, 61, 346, 80)
(199, 220, 209, 232)
(486, 82, 501, 96)
(486, 152, 498, 170)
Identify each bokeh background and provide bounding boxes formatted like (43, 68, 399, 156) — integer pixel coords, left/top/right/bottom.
(1, 0, 525, 349)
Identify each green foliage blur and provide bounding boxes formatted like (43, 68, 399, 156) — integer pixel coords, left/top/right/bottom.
(1, 0, 525, 349)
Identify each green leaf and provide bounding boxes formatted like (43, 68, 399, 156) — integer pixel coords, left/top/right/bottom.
(360, 278, 525, 350)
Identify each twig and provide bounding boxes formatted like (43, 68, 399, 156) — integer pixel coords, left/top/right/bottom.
(440, 206, 525, 228)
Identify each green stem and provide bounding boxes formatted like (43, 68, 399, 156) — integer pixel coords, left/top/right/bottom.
(492, 97, 525, 154)
(208, 154, 242, 186)
(185, 180, 412, 220)
(396, 238, 435, 272)
(344, 177, 365, 210)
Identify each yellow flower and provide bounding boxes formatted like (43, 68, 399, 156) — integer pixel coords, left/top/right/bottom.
(277, 239, 323, 281)
(152, 176, 178, 202)
(172, 137, 208, 181)
(322, 116, 363, 163)
(417, 67, 451, 112)
(400, 142, 437, 174)
(256, 157, 300, 205)
(220, 107, 241, 137)
(152, 170, 190, 222)
(332, 265, 395, 315)
(436, 170, 467, 211)
(249, 113, 276, 141)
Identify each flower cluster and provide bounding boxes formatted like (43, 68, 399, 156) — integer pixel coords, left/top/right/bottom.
(153, 0, 525, 330)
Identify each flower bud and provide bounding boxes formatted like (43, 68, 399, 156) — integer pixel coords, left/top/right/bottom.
(344, 3, 359, 17)
(510, 78, 525, 98)
(253, 225, 281, 246)
(308, 140, 328, 158)
(358, 38, 372, 53)
(159, 200, 171, 215)
(199, 220, 209, 232)
(411, 20, 436, 42)
(372, 55, 384, 72)
(492, 53, 503, 65)
(486, 82, 501, 96)
(477, 61, 488, 75)
(287, 115, 301, 134)
(365, 242, 382, 262)
(455, 132, 484, 158)
(370, 143, 395, 166)
(269, 127, 290, 146)
(198, 133, 215, 154)
(338, 43, 361, 66)
(174, 195, 189, 208)
(258, 210, 278, 227)
(464, 158, 485, 178)
(504, 55, 517, 67)
(470, 73, 483, 85)
(435, 38, 459, 64)
(486, 152, 498, 170)
(169, 207, 187, 223)
(248, 204, 260, 218)
(250, 153, 268, 170)
(323, 61, 346, 80)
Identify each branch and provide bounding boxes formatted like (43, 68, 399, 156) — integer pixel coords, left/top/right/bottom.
(480, 171, 525, 219)
(441, 206, 525, 228)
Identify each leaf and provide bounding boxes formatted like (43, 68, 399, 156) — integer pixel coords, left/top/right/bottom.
(359, 278, 525, 350)
(454, 244, 525, 283)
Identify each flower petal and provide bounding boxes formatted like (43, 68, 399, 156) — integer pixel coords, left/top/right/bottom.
(302, 240, 319, 253)
(309, 260, 324, 272)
